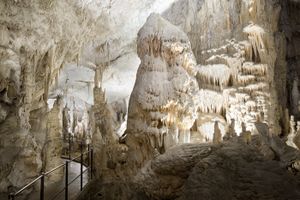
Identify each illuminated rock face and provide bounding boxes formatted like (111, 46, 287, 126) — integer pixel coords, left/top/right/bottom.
(125, 13, 199, 168)
(164, 0, 287, 136)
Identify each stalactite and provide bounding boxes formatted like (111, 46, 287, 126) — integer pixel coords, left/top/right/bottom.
(197, 64, 232, 88)
(242, 62, 267, 76)
(243, 24, 267, 63)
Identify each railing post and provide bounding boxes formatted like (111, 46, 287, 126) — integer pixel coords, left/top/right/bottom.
(68, 134, 71, 160)
(8, 193, 14, 200)
(8, 186, 14, 200)
(65, 161, 69, 200)
(87, 144, 90, 167)
(40, 172, 45, 200)
(91, 147, 93, 180)
(80, 141, 83, 191)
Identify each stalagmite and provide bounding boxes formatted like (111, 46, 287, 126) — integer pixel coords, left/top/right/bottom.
(213, 121, 222, 144)
(240, 122, 252, 144)
(224, 118, 237, 140)
(74, 117, 86, 142)
(125, 13, 199, 172)
(62, 104, 70, 140)
(286, 115, 298, 149)
(290, 115, 296, 135)
(44, 95, 64, 182)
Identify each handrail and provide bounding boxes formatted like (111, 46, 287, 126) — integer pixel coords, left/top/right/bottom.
(8, 143, 93, 200)
(49, 166, 90, 200)
(13, 175, 43, 196)
(69, 150, 91, 163)
(44, 163, 66, 176)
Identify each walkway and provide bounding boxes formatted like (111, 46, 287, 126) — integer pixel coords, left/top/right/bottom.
(0, 159, 88, 200)
(28, 160, 88, 200)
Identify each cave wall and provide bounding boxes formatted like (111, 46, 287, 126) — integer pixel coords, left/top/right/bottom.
(281, 0, 300, 120)
(0, 0, 98, 191)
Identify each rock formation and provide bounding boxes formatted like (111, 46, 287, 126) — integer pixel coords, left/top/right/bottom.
(62, 104, 70, 141)
(133, 125, 300, 200)
(164, 0, 287, 136)
(91, 65, 128, 181)
(125, 13, 199, 171)
(286, 115, 299, 149)
(3, 0, 300, 199)
(241, 122, 252, 144)
(44, 95, 64, 181)
(212, 121, 222, 144)
(281, 0, 300, 120)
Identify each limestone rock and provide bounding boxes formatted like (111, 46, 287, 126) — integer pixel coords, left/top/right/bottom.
(44, 96, 64, 182)
(181, 143, 300, 200)
(125, 14, 199, 170)
(164, 0, 286, 136)
(134, 136, 300, 200)
(0, 0, 101, 191)
(0, 115, 42, 192)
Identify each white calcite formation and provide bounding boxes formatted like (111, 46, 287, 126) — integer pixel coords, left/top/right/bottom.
(164, 0, 286, 137)
(286, 115, 300, 149)
(125, 13, 199, 169)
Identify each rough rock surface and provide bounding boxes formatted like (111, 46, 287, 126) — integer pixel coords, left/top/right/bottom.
(281, 1, 300, 119)
(80, 125, 300, 200)
(134, 134, 300, 200)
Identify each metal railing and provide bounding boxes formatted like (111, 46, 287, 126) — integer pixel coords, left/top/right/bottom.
(8, 144, 94, 200)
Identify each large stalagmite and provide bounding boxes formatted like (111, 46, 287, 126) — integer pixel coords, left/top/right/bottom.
(44, 96, 64, 182)
(125, 13, 199, 170)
